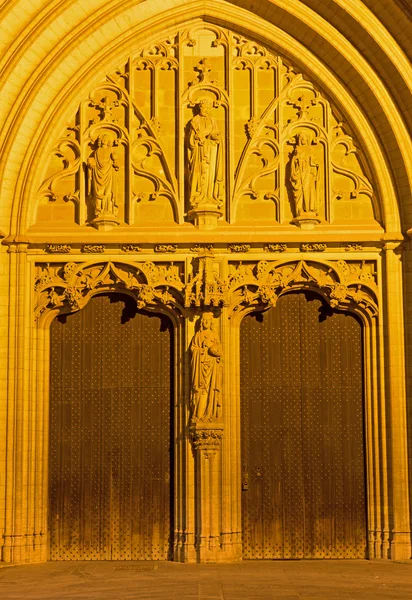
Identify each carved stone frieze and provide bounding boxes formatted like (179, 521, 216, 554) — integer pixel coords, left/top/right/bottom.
(227, 259, 378, 317)
(82, 244, 105, 253)
(34, 260, 184, 320)
(121, 244, 141, 253)
(190, 244, 214, 254)
(228, 244, 250, 253)
(264, 243, 287, 253)
(154, 244, 177, 253)
(345, 243, 363, 252)
(46, 244, 71, 254)
(301, 243, 326, 252)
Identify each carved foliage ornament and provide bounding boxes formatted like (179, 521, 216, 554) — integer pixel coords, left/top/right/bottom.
(34, 258, 378, 320)
(227, 259, 378, 317)
(34, 261, 184, 321)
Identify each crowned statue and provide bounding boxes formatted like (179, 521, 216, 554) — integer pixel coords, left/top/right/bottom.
(289, 132, 321, 229)
(87, 133, 120, 230)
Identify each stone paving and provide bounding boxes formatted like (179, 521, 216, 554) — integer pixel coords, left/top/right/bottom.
(0, 560, 411, 599)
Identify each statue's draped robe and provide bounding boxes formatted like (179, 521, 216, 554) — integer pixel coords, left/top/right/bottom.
(88, 147, 118, 215)
(188, 114, 224, 208)
(191, 330, 223, 421)
(290, 145, 318, 215)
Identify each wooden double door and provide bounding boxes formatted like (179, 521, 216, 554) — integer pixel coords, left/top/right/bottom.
(49, 294, 173, 560)
(240, 291, 367, 559)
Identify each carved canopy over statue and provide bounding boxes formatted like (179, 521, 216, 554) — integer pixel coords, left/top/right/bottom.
(87, 133, 120, 229)
(190, 311, 223, 422)
(289, 132, 320, 224)
(187, 100, 225, 211)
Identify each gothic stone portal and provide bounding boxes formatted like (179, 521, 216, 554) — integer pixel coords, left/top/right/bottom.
(49, 294, 173, 560)
(240, 292, 367, 559)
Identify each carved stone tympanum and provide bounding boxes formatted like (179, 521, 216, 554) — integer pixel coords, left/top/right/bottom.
(187, 100, 224, 230)
(289, 132, 321, 229)
(190, 311, 223, 422)
(87, 134, 120, 231)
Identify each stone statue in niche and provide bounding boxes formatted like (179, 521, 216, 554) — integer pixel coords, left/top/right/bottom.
(190, 311, 223, 422)
(187, 99, 225, 230)
(87, 133, 120, 231)
(289, 132, 321, 229)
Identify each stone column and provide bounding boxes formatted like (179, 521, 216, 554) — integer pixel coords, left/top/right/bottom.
(384, 242, 411, 560)
(2, 243, 32, 563)
(190, 423, 224, 562)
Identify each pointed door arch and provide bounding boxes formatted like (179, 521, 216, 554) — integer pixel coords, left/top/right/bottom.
(49, 292, 173, 560)
(240, 290, 367, 559)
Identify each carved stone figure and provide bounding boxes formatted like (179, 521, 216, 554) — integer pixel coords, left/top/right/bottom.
(87, 133, 120, 230)
(187, 100, 224, 229)
(289, 132, 320, 228)
(190, 311, 223, 422)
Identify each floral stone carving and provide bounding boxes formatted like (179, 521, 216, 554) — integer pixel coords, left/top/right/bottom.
(34, 260, 184, 321)
(87, 133, 120, 231)
(190, 312, 223, 423)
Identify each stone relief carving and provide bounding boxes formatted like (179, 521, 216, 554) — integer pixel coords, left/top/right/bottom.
(34, 260, 185, 321)
(87, 134, 120, 230)
(46, 244, 71, 254)
(190, 312, 223, 423)
(227, 259, 378, 317)
(190, 426, 224, 459)
(289, 133, 320, 229)
(82, 244, 105, 253)
(35, 25, 378, 230)
(265, 243, 287, 253)
(35, 257, 378, 322)
(185, 256, 228, 308)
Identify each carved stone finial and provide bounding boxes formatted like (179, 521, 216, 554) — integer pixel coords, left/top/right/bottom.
(187, 100, 225, 230)
(87, 134, 120, 231)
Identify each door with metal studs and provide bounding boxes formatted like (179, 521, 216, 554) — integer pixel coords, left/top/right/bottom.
(49, 293, 173, 560)
(240, 291, 367, 559)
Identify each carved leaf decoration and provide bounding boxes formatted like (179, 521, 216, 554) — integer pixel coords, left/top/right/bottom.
(37, 138, 81, 202)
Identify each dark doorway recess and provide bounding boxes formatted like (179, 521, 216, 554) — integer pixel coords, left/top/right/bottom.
(240, 291, 367, 559)
(49, 293, 174, 560)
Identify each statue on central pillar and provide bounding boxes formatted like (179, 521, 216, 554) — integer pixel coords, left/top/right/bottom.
(190, 311, 223, 422)
(187, 100, 225, 230)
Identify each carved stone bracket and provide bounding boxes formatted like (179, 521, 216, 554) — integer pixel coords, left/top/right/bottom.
(34, 260, 185, 321)
(190, 423, 224, 459)
(227, 259, 378, 317)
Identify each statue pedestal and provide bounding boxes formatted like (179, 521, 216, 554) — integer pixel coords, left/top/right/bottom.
(188, 205, 222, 231)
(291, 212, 321, 230)
(90, 212, 120, 231)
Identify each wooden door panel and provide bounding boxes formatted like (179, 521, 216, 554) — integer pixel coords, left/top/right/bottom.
(49, 294, 172, 560)
(240, 292, 366, 559)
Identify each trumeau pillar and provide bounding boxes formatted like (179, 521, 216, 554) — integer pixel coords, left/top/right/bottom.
(384, 242, 411, 560)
